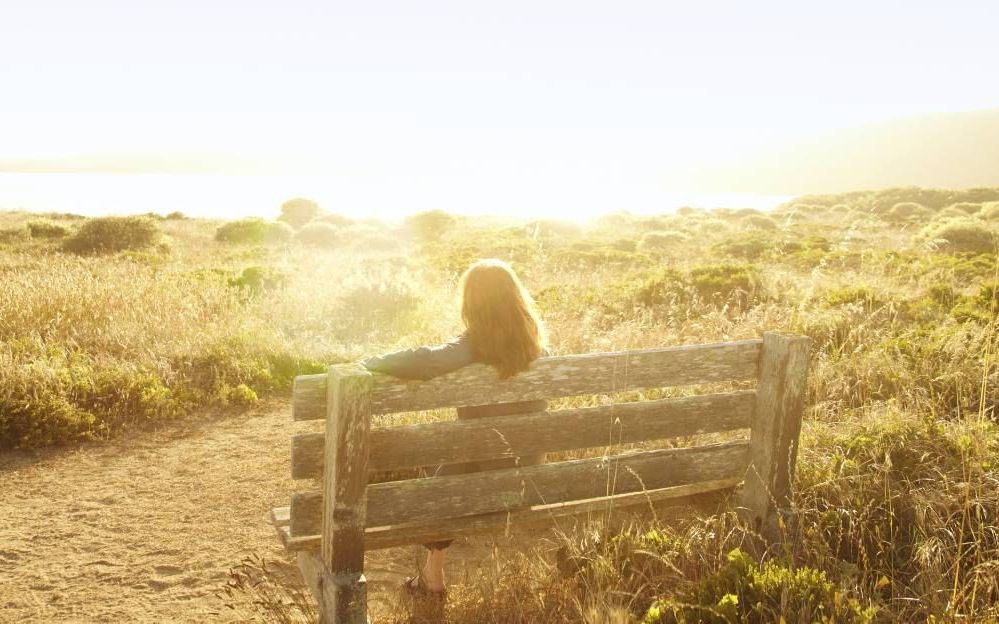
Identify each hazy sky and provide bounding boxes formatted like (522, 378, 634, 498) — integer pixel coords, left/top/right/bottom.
(2, 1, 998, 216)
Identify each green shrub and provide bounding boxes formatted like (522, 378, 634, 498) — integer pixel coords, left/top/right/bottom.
(27, 218, 73, 239)
(689, 263, 760, 303)
(225, 383, 258, 406)
(165, 211, 187, 220)
(264, 221, 294, 244)
(950, 282, 999, 323)
(0, 228, 28, 243)
(979, 201, 999, 220)
(945, 202, 982, 215)
(919, 219, 995, 254)
(632, 268, 688, 308)
(215, 218, 290, 245)
(713, 232, 775, 261)
(609, 238, 638, 252)
(295, 222, 340, 248)
(644, 548, 876, 624)
(886, 202, 932, 222)
(933, 206, 974, 221)
(740, 214, 778, 230)
(824, 286, 885, 310)
(63, 216, 160, 254)
(639, 230, 689, 251)
(405, 209, 455, 242)
(278, 197, 323, 229)
(215, 218, 268, 244)
(228, 266, 288, 295)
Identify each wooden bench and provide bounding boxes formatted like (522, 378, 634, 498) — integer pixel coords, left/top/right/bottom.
(270, 331, 810, 623)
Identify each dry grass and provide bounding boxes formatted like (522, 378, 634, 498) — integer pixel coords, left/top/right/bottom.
(4, 187, 999, 621)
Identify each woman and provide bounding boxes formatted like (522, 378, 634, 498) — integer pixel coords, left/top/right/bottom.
(361, 258, 548, 614)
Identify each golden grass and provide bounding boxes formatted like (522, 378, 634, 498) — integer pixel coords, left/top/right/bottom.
(4, 188, 999, 621)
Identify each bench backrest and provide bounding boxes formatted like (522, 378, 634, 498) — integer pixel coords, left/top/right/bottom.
(277, 332, 809, 623)
(278, 334, 807, 550)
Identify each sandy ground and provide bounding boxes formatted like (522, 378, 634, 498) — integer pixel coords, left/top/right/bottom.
(0, 401, 494, 623)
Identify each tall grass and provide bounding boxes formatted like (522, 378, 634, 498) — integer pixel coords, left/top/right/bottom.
(3, 187, 999, 621)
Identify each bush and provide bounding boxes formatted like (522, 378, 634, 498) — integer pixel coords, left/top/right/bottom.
(886, 202, 932, 222)
(228, 266, 288, 295)
(215, 218, 290, 245)
(945, 202, 982, 215)
(639, 230, 689, 251)
(63, 216, 160, 254)
(689, 263, 760, 303)
(278, 197, 323, 229)
(264, 221, 294, 244)
(405, 210, 456, 242)
(824, 286, 886, 311)
(27, 218, 73, 239)
(645, 548, 876, 623)
(165, 211, 187, 220)
(741, 214, 778, 230)
(979, 201, 999, 220)
(934, 206, 974, 221)
(919, 219, 995, 254)
(0, 228, 28, 243)
(610, 238, 638, 252)
(295, 222, 340, 248)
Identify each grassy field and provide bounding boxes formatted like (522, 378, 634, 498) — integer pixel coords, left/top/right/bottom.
(2, 187, 999, 622)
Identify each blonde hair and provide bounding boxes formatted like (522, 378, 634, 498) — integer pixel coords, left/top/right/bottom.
(460, 259, 547, 379)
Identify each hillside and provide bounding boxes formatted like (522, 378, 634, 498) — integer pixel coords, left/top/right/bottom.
(694, 108, 999, 194)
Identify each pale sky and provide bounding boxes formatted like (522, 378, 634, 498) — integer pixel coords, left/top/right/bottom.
(1, 1, 998, 217)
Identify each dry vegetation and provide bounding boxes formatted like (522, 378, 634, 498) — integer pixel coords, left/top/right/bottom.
(3, 186, 999, 622)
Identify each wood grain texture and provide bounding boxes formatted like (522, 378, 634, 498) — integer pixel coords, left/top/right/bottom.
(319, 570, 367, 624)
(737, 332, 810, 539)
(292, 339, 762, 420)
(276, 477, 741, 552)
(319, 363, 372, 624)
(292, 390, 756, 479)
(291, 441, 749, 536)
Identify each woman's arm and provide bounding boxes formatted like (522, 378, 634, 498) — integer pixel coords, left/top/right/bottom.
(360, 334, 475, 381)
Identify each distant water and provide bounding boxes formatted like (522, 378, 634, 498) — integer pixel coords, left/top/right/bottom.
(0, 172, 792, 222)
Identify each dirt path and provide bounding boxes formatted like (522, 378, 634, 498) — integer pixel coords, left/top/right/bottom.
(0, 402, 493, 623)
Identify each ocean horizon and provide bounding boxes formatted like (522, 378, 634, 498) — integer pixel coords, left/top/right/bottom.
(0, 172, 793, 222)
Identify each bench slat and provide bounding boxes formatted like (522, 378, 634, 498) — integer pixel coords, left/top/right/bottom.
(289, 441, 748, 536)
(293, 339, 762, 420)
(275, 477, 740, 552)
(292, 390, 755, 478)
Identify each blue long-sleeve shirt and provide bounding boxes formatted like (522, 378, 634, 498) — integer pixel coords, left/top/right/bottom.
(361, 334, 476, 381)
(360, 333, 548, 418)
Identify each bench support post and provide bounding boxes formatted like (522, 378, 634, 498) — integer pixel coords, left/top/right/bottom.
(739, 331, 810, 543)
(319, 364, 373, 624)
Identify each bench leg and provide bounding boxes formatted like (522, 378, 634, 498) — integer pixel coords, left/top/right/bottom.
(319, 570, 368, 624)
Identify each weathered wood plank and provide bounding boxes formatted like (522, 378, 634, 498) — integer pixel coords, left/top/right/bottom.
(292, 390, 756, 479)
(738, 332, 810, 540)
(293, 339, 762, 420)
(290, 441, 748, 536)
(320, 364, 372, 624)
(271, 506, 289, 527)
(320, 571, 367, 624)
(277, 477, 741, 552)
